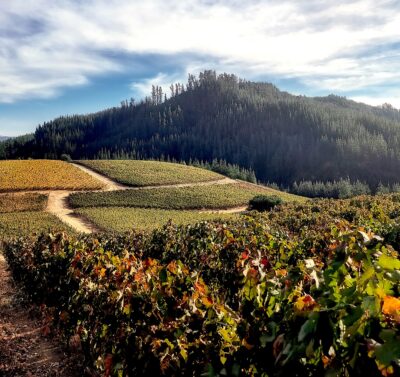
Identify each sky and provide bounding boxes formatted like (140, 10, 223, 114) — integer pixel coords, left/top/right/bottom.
(1, 0, 400, 136)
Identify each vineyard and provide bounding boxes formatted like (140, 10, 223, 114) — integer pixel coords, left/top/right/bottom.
(69, 182, 303, 210)
(0, 193, 48, 213)
(76, 207, 237, 232)
(0, 211, 73, 238)
(2, 194, 400, 376)
(77, 160, 224, 186)
(0, 160, 104, 192)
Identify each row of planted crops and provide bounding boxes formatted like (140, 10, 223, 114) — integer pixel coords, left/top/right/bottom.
(2, 195, 400, 376)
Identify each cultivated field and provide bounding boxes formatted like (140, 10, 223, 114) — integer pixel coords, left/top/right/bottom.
(4, 193, 400, 376)
(0, 211, 73, 238)
(69, 182, 303, 210)
(0, 160, 104, 192)
(77, 160, 224, 186)
(0, 193, 48, 213)
(76, 207, 237, 232)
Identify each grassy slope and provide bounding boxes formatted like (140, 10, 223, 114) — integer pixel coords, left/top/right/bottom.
(76, 207, 237, 232)
(70, 182, 304, 210)
(0, 160, 104, 192)
(77, 160, 224, 187)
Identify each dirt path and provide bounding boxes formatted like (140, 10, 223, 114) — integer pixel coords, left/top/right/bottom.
(46, 191, 101, 234)
(0, 168, 248, 375)
(200, 206, 248, 214)
(0, 254, 80, 376)
(71, 163, 126, 191)
(72, 162, 236, 191)
(126, 176, 236, 190)
(43, 164, 240, 233)
(4, 164, 246, 234)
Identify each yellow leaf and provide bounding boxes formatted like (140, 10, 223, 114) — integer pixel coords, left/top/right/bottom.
(180, 348, 188, 361)
(294, 295, 318, 312)
(382, 296, 400, 322)
(123, 304, 131, 316)
(219, 328, 232, 342)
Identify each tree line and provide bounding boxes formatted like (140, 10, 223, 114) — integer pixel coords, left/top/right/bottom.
(2, 71, 400, 195)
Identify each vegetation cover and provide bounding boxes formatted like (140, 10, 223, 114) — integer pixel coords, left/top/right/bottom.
(192, 158, 257, 183)
(0, 160, 104, 192)
(248, 195, 283, 212)
(3, 72, 400, 191)
(0, 211, 72, 239)
(75, 207, 237, 232)
(0, 193, 48, 213)
(69, 183, 303, 210)
(77, 160, 224, 186)
(3, 194, 400, 376)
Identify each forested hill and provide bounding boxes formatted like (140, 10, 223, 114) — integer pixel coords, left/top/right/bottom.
(2, 71, 400, 188)
(0, 136, 10, 141)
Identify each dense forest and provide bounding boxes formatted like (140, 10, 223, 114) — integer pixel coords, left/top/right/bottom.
(2, 71, 400, 191)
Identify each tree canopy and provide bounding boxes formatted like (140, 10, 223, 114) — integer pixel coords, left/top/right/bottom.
(2, 71, 400, 191)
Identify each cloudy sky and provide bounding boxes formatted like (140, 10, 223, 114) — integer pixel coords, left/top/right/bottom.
(1, 0, 400, 136)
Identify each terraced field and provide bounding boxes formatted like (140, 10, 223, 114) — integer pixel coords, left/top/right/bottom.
(77, 160, 224, 186)
(69, 182, 304, 210)
(0, 160, 104, 192)
(77, 207, 237, 232)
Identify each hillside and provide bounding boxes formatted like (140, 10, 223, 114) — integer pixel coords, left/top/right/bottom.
(0, 159, 300, 236)
(2, 71, 400, 189)
(0, 136, 9, 141)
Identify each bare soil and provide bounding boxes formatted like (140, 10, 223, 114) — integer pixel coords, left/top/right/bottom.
(0, 254, 82, 376)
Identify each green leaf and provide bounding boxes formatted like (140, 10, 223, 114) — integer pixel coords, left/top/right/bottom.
(260, 322, 278, 346)
(298, 318, 317, 342)
(377, 254, 400, 271)
(159, 268, 168, 283)
(375, 331, 400, 365)
(359, 266, 375, 287)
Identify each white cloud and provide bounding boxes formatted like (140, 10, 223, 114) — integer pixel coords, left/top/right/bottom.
(0, 0, 400, 104)
(350, 95, 400, 109)
(131, 72, 188, 98)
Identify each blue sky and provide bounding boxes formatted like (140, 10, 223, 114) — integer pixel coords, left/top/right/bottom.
(1, 0, 400, 136)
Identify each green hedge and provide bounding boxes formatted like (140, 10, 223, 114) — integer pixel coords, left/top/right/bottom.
(248, 194, 283, 211)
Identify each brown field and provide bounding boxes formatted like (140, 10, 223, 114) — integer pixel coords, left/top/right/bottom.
(0, 160, 104, 192)
(0, 193, 48, 213)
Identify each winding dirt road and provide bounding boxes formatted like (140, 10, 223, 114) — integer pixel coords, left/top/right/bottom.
(71, 163, 126, 191)
(0, 166, 248, 374)
(72, 162, 236, 191)
(42, 164, 246, 234)
(46, 191, 102, 234)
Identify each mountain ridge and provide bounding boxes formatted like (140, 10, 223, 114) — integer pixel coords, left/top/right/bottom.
(1, 71, 400, 189)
